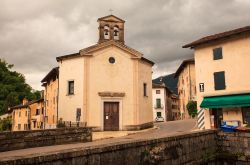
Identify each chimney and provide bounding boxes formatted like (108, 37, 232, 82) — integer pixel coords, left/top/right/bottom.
(22, 98, 28, 105)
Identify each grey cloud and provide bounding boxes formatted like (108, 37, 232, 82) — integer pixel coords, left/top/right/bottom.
(1, 0, 250, 90)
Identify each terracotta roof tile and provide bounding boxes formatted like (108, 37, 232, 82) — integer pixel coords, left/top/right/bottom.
(183, 25, 250, 48)
(174, 58, 194, 78)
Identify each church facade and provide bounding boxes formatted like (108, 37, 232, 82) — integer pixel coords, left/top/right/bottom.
(56, 15, 154, 131)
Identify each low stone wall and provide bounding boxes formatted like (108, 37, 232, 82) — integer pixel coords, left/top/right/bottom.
(217, 131, 250, 164)
(1, 130, 250, 164)
(0, 130, 218, 165)
(0, 127, 92, 152)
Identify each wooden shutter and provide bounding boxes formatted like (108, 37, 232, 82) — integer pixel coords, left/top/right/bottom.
(214, 71, 226, 90)
(213, 47, 223, 60)
(156, 99, 161, 108)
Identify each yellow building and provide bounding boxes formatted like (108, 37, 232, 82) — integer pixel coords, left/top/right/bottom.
(183, 25, 250, 129)
(170, 94, 180, 120)
(11, 98, 44, 131)
(29, 99, 44, 130)
(41, 67, 59, 129)
(56, 15, 154, 131)
(175, 59, 196, 119)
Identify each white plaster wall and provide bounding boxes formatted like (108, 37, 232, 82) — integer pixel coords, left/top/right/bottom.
(152, 88, 166, 121)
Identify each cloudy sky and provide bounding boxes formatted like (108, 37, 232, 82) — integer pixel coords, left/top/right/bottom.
(1, 0, 250, 90)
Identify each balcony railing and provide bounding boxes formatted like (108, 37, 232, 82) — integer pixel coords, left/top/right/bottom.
(58, 121, 87, 128)
(154, 104, 164, 109)
(31, 115, 43, 121)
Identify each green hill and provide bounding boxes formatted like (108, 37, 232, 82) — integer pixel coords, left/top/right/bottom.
(153, 73, 178, 95)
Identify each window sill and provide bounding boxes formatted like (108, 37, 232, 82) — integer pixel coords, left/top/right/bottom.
(66, 94, 75, 96)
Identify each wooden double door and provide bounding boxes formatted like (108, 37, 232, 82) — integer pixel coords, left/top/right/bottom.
(104, 102, 119, 131)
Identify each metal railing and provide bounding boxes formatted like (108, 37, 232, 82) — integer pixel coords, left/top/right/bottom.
(154, 104, 164, 109)
(57, 121, 87, 128)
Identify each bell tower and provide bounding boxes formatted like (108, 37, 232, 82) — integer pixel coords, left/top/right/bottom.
(97, 15, 125, 44)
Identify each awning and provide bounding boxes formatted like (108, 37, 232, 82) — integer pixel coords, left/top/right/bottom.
(200, 93, 250, 108)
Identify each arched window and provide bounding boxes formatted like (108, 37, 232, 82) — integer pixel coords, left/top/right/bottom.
(113, 26, 119, 40)
(104, 25, 110, 39)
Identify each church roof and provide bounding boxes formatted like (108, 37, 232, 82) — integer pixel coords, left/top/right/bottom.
(174, 58, 195, 78)
(56, 40, 154, 65)
(97, 15, 125, 23)
(41, 67, 59, 83)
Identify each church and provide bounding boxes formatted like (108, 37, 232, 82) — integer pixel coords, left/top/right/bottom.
(56, 15, 154, 131)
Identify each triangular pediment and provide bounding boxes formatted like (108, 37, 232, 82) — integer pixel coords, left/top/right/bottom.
(98, 15, 125, 23)
(79, 41, 142, 58)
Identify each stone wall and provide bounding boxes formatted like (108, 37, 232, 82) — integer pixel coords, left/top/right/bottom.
(1, 130, 250, 165)
(0, 127, 92, 152)
(0, 130, 218, 165)
(217, 131, 250, 164)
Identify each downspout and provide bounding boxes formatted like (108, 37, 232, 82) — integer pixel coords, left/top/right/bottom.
(189, 64, 192, 101)
(57, 73, 59, 126)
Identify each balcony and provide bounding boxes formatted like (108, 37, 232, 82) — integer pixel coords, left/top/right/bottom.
(31, 115, 43, 122)
(154, 104, 164, 109)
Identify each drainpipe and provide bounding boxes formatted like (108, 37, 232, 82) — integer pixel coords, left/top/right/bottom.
(44, 87, 47, 129)
(189, 64, 192, 101)
(57, 74, 59, 126)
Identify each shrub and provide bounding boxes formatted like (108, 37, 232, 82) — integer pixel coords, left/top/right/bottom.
(0, 117, 12, 132)
(186, 101, 198, 118)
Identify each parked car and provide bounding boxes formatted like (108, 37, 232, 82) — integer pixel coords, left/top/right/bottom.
(155, 116, 164, 122)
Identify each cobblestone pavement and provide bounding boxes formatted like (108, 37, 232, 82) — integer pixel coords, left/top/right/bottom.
(0, 119, 196, 161)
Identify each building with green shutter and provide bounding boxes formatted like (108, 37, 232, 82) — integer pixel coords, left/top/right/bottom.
(183, 25, 250, 129)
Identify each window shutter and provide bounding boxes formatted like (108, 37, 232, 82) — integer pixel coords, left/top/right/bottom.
(213, 47, 223, 60)
(214, 71, 226, 90)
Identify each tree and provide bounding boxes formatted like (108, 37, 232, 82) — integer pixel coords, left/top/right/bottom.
(0, 59, 41, 115)
(186, 101, 198, 118)
(0, 117, 12, 132)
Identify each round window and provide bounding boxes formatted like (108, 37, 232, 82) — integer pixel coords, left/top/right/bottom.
(109, 57, 115, 64)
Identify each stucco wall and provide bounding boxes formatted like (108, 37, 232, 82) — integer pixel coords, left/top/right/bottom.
(87, 47, 135, 129)
(138, 60, 153, 125)
(177, 63, 196, 119)
(44, 78, 58, 129)
(12, 108, 29, 131)
(195, 35, 250, 129)
(58, 57, 84, 123)
(29, 101, 44, 130)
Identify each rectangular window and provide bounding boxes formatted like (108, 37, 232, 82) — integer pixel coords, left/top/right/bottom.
(68, 81, 74, 95)
(25, 111, 27, 117)
(24, 124, 28, 130)
(33, 121, 36, 128)
(157, 112, 162, 117)
(156, 90, 161, 94)
(214, 71, 226, 90)
(143, 83, 147, 96)
(213, 47, 223, 60)
(36, 109, 40, 115)
(19, 111, 21, 117)
(156, 99, 161, 108)
(18, 124, 21, 130)
(242, 107, 250, 124)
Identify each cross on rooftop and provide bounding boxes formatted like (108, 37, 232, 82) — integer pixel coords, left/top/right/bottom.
(109, 9, 113, 15)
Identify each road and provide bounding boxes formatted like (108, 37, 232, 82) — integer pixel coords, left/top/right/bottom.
(0, 119, 196, 161)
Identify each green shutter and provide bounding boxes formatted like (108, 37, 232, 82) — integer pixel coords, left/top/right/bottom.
(213, 47, 223, 60)
(156, 99, 161, 108)
(214, 71, 225, 90)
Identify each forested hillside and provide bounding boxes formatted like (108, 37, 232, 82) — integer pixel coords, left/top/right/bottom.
(0, 59, 41, 115)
